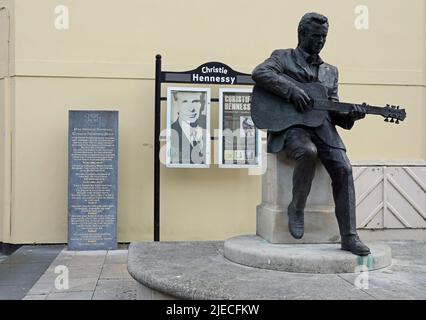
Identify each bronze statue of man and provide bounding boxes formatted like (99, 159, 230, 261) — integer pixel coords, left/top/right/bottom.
(252, 12, 370, 256)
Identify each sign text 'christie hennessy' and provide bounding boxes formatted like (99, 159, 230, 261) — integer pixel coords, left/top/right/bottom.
(161, 62, 254, 85)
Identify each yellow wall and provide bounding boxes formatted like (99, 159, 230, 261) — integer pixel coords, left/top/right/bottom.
(0, 0, 425, 243)
(0, 0, 14, 78)
(424, 86, 426, 159)
(10, 77, 153, 242)
(10, 0, 424, 85)
(0, 77, 13, 244)
(0, 0, 14, 243)
(423, 0, 426, 159)
(339, 84, 423, 160)
(0, 79, 4, 242)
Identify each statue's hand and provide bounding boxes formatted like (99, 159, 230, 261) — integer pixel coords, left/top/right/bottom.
(348, 104, 367, 121)
(290, 87, 312, 113)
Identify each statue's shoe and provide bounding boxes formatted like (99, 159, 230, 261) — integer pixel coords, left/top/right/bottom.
(287, 203, 304, 239)
(341, 235, 371, 256)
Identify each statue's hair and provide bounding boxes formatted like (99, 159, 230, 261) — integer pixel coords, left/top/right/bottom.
(298, 12, 329, 44)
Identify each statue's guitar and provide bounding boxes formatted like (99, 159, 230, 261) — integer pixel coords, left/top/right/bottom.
(251, 75, 406, 132)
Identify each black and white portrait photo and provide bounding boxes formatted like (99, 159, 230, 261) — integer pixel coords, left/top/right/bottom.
(166, 87, 211, 168)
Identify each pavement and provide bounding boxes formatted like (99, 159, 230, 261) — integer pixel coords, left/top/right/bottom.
(0, 244, 136, 300)
(0, 245, 64, 299)
(0, 240, 425, 300)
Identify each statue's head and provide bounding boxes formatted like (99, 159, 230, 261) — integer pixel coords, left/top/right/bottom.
(298, 12, 329, 55)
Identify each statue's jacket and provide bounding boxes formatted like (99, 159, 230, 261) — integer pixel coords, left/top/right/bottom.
(252, 48, 355, 152)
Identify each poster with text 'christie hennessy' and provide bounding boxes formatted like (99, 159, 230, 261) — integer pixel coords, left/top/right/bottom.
(219, 88, 261, 168)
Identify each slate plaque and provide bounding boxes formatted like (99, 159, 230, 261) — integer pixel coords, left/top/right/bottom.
(68, 111, 118, 250)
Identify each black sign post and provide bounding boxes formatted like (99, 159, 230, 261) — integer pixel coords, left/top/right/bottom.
(153, 55, 254, 241)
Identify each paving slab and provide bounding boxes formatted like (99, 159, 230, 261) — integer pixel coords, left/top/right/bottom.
(337, 241, 426, 300)
(23, 246, 130, 300)
(92, 279, 136, 300)
(0, 262, 51, 274)
(338, 270, 426, 300)
(0, 245, 63, 299)
(219, 269, 373, 300)
(22, 294, 48, 300)
(105, 250, 128, 264)
(50, 255, 105, 267)
(50, 277, 99, 293)
(45, 264, 103, 278)
(0, 272, 42, 286)
(35, 270, 61, 284)
(46, 291, 93, 300)
(100, 263, 132, 279)
(26, 280, 56, 295)
(68, 250, 107, 256)
(0, 285, 32, 300)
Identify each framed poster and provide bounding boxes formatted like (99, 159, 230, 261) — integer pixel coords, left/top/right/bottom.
(219, 88, 262, 168)
(166, 87, 211, 168)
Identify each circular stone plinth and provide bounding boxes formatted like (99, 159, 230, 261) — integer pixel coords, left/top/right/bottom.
(224, 235, 392, 274)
